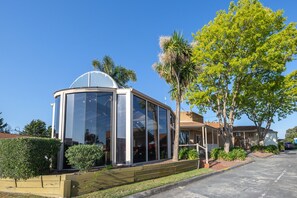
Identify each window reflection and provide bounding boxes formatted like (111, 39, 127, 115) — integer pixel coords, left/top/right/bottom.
(116, 95, 126, 164)
(133, 96, 146, 163)
(64, 92, 112, 168)
(179, 131, 189, 144)
(54, 96, 60, 138)
(147, 102, 158, 161)
(159, 108, 168, 159)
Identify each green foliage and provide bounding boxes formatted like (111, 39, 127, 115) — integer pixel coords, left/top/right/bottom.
(0, 138, 61, 180)
(178, 148, 189, 160)
(210, 148, 247, 161)
(65, 144, 104, 172)
(178, 148, 199, 160)
(210, 148, 221, 160)
(285, 126, 297, 143)
(188, 149, 198, 160)
(92, 55, 137, 88)
(153, 31, 199, 160)
(278, 142, 285, 151)
(251, 145, 279, 154)
(0, 112, 8, 132)
(21, 119, 51, 137)
(188, 0, 297, 152)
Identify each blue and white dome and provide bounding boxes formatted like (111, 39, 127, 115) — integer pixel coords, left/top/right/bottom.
(70, 71, 118, 88)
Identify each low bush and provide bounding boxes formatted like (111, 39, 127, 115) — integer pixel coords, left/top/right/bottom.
(210, 148, 221, 160)
(278, 142, 285, 151)
(188, 149, 198, 160)
(251, 145, 279, 154)
(178, 148, 199, 160)
(178, 148, 189, 160)
(0, 137, 61, 180)
(65, 144, 104, 172)
(210, 147, 247, 161)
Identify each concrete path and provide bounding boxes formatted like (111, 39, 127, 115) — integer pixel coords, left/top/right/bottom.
(150, 150, 297, 198)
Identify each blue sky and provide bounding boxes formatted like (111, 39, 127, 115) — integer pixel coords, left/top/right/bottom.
(0, 0, 296, 138)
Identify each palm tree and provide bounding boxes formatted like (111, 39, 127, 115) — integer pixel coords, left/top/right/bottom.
(92, 56, 137, 87)
(153, 32, 197, 161)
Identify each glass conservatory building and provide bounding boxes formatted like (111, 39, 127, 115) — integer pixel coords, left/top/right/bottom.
(52, 71, 175, 170)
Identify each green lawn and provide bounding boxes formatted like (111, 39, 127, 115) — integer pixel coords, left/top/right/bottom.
(79, 168, 213, 198)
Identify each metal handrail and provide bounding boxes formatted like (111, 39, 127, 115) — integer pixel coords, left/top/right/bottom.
(179, 143, 209, 168)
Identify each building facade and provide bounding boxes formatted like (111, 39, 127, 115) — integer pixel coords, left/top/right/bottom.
(52, 71, 175, 170)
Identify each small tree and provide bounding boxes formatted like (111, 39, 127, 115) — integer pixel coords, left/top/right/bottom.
(0, 112, 8, 132)
(285, 126, 297, 143)
(240, 71, 297, 145)
(153, 32, 197, 161)
(188, 0, 297, 152)
(21, 119, 50, 137)
(65, 144, 104, 172)
(92, 55, 137, 88)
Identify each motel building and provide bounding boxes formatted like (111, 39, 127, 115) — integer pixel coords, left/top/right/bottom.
(51, 71, 220, 170)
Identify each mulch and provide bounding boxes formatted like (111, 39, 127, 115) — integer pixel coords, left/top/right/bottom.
(208, 157, 253, 171)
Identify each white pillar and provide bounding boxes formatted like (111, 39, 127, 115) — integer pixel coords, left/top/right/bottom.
(125, 91, 132, 165)
(217, 130, 219, 146)
(205, 127, 208, 165)
(58, 92, 65, 170)
(212, 128, 214, 146)
(202, 126, 205, 146)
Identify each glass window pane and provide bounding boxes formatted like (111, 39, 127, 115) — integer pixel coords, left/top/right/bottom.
(159, 108, 167, 159)
(54, 96, 60, 138)
(147, 102, 158, 161)
(133, 96, 146, 163)
(179, 131, 189, 144)
(116, 95, 126, 164)
(64, 92, 112, 168)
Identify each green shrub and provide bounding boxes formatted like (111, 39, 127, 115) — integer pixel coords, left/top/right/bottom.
(231, 148, 247, 160)
(0, 137, 61, 180)
(251, 145, 279, 154)
(65, 144, 104, 172)
(178, 148, 199, 160)
(210, 147, 246, 161)
(210, 148, 221, 160)
(178, 148, 189, 160)
(278, 142, 285, 151)
(188, 149, 198, 160)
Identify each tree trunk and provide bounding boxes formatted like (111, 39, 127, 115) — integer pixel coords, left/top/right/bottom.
(224, 134, 230, 153)
(172, 98, 181, 161)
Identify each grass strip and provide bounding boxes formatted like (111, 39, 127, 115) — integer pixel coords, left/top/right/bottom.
(79, 168, 213, 198)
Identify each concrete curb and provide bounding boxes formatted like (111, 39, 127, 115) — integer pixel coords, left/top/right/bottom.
(127, 159, 255, 198)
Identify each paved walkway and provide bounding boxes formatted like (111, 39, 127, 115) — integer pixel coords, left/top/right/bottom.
(150, 150, 297, 198)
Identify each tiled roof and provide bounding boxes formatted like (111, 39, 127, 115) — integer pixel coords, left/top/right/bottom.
(205, 122, 221, 129)
(0, 132, 25, 139)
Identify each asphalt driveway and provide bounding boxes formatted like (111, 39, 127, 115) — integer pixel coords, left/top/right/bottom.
(150, 150, 297, 198)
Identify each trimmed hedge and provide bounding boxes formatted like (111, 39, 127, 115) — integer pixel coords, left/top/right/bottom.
(251, 145, 279, 154)
(210, 147, 247, 161)
(65, 144, 104, 172)
(0, 137, 61, 180)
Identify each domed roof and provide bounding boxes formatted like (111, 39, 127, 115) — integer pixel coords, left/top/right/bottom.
(70, 71, 118, 88)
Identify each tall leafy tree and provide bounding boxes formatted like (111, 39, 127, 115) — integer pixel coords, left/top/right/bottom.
(0, 112, 8, 132)
(21, 119, 51, 137)
(285, 126, 297, 143)
(240, 70, 297, 145)
(92, 55, 137, 87)
(153, 32, 197, 161)
(188, 0, 297, 152)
